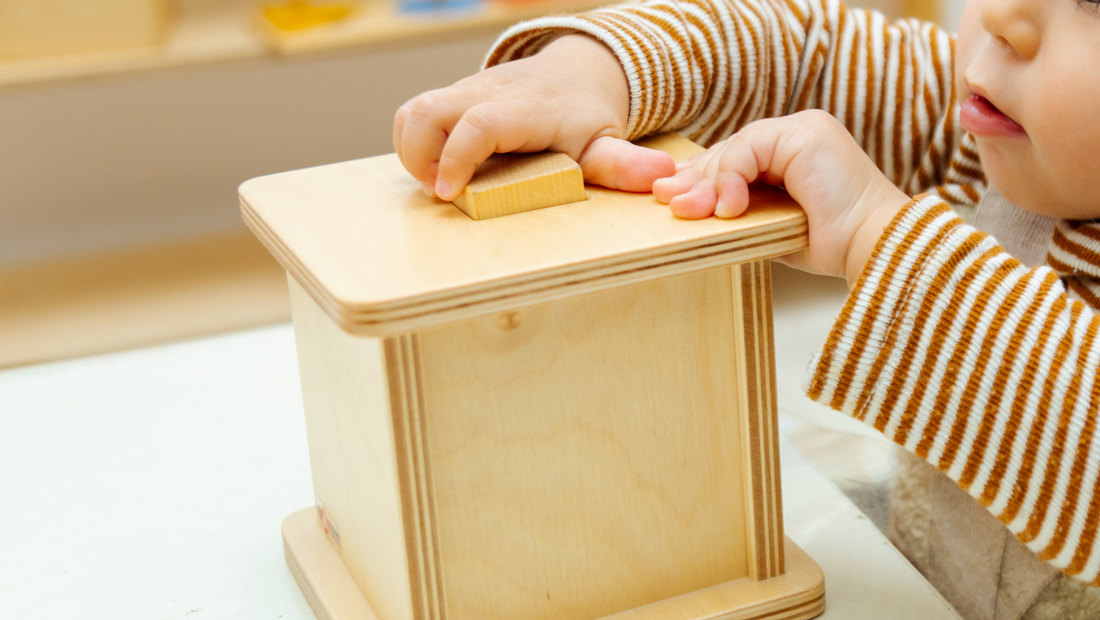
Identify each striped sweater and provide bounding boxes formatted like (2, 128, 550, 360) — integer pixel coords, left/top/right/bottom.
(486, 0, 1100, 585)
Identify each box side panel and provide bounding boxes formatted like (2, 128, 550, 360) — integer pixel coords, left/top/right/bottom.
(289, 276, 415, 620)
(417, 267, 749, 620)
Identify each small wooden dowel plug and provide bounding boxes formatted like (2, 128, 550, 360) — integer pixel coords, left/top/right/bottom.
(451, 151, 586, 220)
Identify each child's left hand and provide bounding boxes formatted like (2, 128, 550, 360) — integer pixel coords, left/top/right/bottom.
(652, 111, 912, 285)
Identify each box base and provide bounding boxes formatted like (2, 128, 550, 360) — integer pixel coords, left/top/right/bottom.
(282, 508, 825, 620)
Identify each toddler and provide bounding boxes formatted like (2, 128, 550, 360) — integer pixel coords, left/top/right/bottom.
(393, 0, 1100, 617)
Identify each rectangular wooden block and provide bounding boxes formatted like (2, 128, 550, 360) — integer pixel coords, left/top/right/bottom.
(0, 0, 170, 59)
(451, 151, 586, 220)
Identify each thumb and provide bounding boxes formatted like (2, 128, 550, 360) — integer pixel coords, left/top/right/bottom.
(576, 136, 676, 192)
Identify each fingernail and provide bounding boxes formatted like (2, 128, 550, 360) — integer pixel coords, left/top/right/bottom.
(436, 180, 451, 200)
(422, 182, 435, 198)
(716, 198, 736, 219)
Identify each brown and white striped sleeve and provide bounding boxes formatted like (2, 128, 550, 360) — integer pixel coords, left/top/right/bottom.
(806, 196, 1100, 585)
(484, 0, 982, 203)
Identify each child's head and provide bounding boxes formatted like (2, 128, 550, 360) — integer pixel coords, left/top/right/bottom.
(956, 0, 1100, 220)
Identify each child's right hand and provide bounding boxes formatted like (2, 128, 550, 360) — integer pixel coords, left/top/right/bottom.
(652, 110, 912, 285)
(393, 34, 675, 201)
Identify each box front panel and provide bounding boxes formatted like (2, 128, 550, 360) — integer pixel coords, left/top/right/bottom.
(417, 267, 749, 620)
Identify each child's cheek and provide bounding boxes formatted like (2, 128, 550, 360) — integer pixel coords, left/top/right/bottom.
(1029, 56, 1100, 218)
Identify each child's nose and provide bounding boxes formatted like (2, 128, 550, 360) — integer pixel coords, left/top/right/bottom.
(981, 0, 1041, 59)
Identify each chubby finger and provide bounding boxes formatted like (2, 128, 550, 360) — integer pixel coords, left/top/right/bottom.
(667, 144, 725, 217)
(399, 90, 466, 186)
(711, 136, 761, 218)
(676, 151, 706, 171)
(652, 165, 705, 204)
(668, 177, 720, 219)
(434, 100, 552, 201)
(577, 136, 676, 192)
(653, 148, 716, 203)
(393, 103, 411, 163)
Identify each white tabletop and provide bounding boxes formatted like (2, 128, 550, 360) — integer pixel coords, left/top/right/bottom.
(1, 319, 959, 619)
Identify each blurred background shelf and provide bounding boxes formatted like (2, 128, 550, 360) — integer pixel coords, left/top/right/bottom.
(0, 0, 964, 369)
(0, 0, 263, 89)
(257, 0, 611, 55)
(0, 232, 289, 369)
(0, 0, 610, 90)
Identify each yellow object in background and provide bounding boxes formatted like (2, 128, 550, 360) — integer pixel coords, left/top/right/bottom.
(261, 0, 358, 32)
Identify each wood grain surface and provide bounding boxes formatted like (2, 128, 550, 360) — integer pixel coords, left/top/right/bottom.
(734, 261, 785, 580)
(283, 507, 825, 620)
(413, 267, 748, 620)
(451, 151, 585, 220)
(289, 277, 416, 620)
(241, 134, 806, 336)
(288, 264, 806, 620)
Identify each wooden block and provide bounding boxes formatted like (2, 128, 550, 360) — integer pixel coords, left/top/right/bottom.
(0, 0, 170, 60)
(450, 151, 586, 220)
(282, 507, 825, 620)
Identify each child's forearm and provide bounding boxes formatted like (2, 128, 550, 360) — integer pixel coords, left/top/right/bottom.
(486, 0, 971, 196)
(808, 197, 1100, 586)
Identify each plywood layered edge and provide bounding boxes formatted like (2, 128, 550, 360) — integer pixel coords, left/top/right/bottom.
(241, 202, 806, 336)
(733, 262, 784, 580)
(384, 334, 446, 620)
(283, 508, 825, 620)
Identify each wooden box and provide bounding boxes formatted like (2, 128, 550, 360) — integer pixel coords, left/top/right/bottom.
(240, 135, 824, 620)
(0, 0, 170, 60)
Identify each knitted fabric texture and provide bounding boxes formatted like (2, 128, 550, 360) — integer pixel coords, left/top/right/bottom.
(483, 0, 1100, 591)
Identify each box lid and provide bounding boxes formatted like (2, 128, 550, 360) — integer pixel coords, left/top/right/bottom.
(239, 134, 807, 336)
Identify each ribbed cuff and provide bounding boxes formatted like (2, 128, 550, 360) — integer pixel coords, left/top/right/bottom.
(804, 195, 965, 423)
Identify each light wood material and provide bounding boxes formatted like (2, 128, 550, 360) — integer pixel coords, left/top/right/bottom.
(0, 231, 289, 368)
(282, 507, 825, 620)
(413, 267, 748, 619)
(734, 261, 785, 580)
(287, 266, 805, 620)
(241, 134, 807, 336)
(284, 506, 381, 620)
(289, 276, 415, 620)
(0, 0, 170, 60)
(262, 134, 818, 620)
(451, 151, 586, 220)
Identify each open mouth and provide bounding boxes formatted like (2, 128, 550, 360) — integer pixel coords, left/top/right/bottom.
(961, 94, 1027, 137)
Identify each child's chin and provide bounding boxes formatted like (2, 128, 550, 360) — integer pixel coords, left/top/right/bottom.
(975, 150, 1039, 214)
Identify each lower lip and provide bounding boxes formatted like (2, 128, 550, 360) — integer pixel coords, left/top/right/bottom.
(960, 95, 1027, 137)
